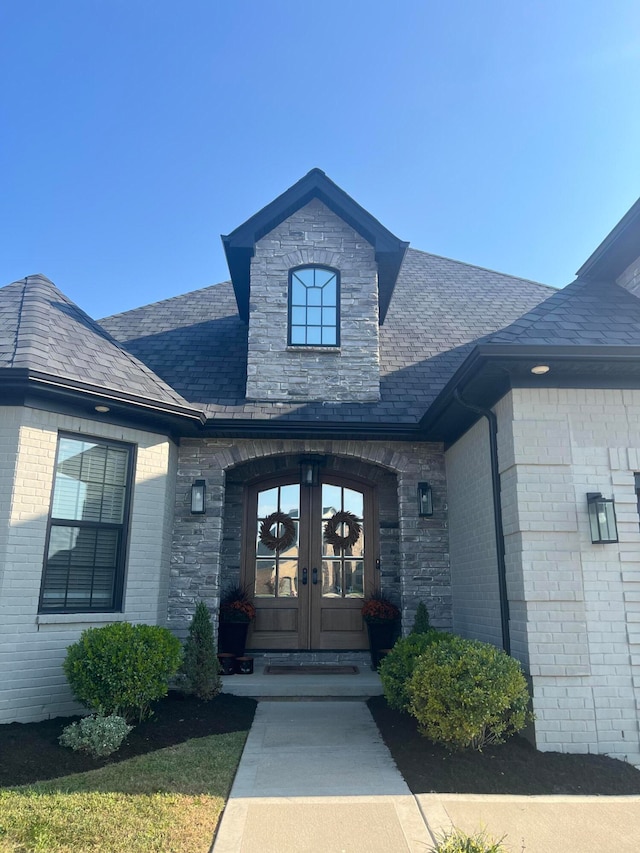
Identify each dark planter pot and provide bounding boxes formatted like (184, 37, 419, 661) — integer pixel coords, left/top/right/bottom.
(218, 621, 250, 657)
(366, 620, 399, 670)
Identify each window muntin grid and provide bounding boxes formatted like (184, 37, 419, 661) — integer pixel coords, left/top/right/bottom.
(289, 266, 339, 346)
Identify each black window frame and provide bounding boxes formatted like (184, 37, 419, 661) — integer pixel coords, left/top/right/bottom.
(287, 265, 340, 347)
(38, 432, 136, 614)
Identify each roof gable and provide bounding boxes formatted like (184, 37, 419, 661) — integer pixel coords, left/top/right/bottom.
(222, 169, 408, 323)
(577, 196, 640, 281)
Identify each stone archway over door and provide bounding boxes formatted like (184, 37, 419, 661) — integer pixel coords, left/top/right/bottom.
(244, 472, 377, 650)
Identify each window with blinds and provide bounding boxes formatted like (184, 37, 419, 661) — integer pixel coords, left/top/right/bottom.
(39, 434, 134, 612)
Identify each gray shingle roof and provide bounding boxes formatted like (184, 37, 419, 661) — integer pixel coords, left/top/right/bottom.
(100, 249, 554, 425)
(488, 277, 640, 347)
(0, 275, 195, 410)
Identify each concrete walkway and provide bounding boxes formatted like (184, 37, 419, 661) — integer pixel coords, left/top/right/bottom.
(212, 700, 431, 852)
(212, 697, 640, 853)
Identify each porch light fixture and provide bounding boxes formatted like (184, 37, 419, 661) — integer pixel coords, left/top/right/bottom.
(531, 365, 550, 375)
(587, 492, 618, 544)
(94, 405, 110, 413)
(300, 457, 321, 487)
(191, 480, 206, 514)
(418, 482, 433, 517)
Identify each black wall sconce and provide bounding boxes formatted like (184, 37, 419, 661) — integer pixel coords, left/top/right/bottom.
(418, 482, 433, 517)
(300, 457, 322, 487)
(587, 492, 618, 543)
(191, 480, 206, 514)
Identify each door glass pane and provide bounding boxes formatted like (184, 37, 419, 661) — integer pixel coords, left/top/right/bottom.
(258, 487, 278, 517)
(321, 483, 366, 598)
(322, 485, 341, 515)
(344, 560, 364, 597)
(277, 558, 298, 597)
(343, 488, 363, 518)
(255, 560, 276, 597)
(322, 560, 342, 596)
(255, 483, 300, 598)
(280, 485, 300, 518)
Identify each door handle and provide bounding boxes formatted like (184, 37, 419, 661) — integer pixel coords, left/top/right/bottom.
(302, 567, 308, 585)
(312, 567, 318, 585)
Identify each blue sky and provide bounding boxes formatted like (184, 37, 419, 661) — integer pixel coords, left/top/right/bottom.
(2, 1, 639, 319)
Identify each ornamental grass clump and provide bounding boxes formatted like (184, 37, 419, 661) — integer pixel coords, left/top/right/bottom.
(181, 600, 221, 700)
(63, 622, 182, 723)
(59, 714, 132, 758)
(432, 828, 511, 853)
(219, 585, 256, 623)
(408, 635, 532, 750)
(379, 630, 453, 712)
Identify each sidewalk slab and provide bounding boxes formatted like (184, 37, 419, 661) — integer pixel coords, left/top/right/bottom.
(212, 700, 432, 853)
(417, 793, 640, 853)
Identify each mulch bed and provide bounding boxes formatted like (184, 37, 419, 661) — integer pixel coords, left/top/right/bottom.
(368, 695, 640, 795)
(0, 692, 257, 788)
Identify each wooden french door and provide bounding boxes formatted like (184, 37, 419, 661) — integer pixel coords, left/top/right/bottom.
(244, 473, 376, 650)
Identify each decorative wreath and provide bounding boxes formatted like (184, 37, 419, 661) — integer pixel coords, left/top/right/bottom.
(259, 511, 296, 552)
(324, 510, 362, 550)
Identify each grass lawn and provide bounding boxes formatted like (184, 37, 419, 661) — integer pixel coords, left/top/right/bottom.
(0, 694, 256, 853)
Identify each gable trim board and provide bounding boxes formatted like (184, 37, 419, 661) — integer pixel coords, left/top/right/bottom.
(2, 171, 640, 768)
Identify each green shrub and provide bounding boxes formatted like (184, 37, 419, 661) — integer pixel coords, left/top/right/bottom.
(181, 601, 221, 700)
(379, 630, 452, 711)
(63, 622, 182, 722)
(408, 635, 531, 750)
(411, 601, 431, 634)
(59, 714, 133, 758)
(432, 828, 510, 853)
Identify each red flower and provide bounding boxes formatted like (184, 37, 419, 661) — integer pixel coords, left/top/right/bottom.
(361, 597, 400, 623)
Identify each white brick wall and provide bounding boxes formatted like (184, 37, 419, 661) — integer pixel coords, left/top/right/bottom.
(0, 407, 176, 723)
(445, 418, 503, 647)
(496, 388, 640, 767)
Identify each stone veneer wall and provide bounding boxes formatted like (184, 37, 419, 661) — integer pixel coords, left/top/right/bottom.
(245, 198, 381, 402)
(445, 417, 503, 647)
(495, 388, 640, 767)
(617, 255, 640, 297)
(169, 438, 450, 638)
(0, 407, 176, 723)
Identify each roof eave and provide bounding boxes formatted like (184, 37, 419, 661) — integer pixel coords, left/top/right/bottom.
(0, 368, 206, 425)
(420, 342, 640, 444)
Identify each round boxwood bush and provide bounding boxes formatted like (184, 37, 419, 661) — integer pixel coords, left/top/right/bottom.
(379, 630, 453, 712)
(63, 622, 182, 722)
(408, 635, 531, 750)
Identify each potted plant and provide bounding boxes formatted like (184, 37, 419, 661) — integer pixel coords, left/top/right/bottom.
(361, 592, 400, 669)
(218, 585, 256, 658)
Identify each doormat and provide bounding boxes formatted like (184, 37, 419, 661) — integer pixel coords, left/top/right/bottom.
(265, 665, 359, 675)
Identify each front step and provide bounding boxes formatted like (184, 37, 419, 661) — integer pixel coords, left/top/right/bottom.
(220, 651, 383, 700)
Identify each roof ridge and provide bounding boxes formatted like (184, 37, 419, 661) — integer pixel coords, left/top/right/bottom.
(406, 247, 557, 290)
(8, 278, 28, 368)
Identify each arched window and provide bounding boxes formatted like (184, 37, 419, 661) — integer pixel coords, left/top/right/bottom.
(288, 266, 339, 346)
